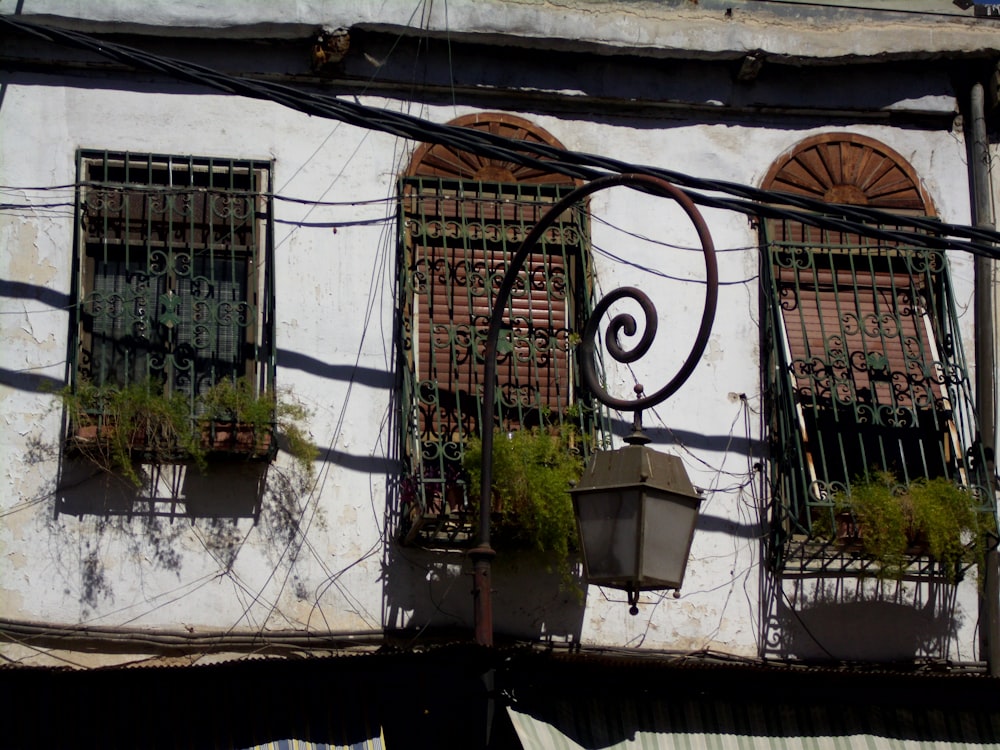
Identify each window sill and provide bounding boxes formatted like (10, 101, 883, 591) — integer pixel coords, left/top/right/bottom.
(68, 420, 276, 463)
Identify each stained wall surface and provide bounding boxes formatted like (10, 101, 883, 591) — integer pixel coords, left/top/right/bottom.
(0, 2, 994, 668)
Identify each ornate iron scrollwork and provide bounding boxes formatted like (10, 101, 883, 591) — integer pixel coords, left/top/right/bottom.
(479, 173, 718, 543)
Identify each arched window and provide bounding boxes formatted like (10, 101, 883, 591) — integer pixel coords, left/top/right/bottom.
(762, 132, 933, 216)
(760, 133, 988, 571)
(398, 114, 601, 545)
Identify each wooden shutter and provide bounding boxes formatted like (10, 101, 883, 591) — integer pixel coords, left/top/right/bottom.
(405, 182, 576, 441)
(775, 256, 945, 412)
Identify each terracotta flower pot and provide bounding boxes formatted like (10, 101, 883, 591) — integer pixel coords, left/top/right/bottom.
(201, 422, 272, 456)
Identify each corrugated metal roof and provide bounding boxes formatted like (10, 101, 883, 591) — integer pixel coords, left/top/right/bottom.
(758, 0, 974, 12)
(2, 636, 994, 683)
(508, 698, 1000, 750)
(4, 643, 998, 748)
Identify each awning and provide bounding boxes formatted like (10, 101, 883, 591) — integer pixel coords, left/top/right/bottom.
(508, 698, 1000, 750)
(241, 730, 385, 750)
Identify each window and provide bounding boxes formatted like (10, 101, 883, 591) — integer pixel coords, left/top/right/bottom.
(74, 151, 273, 406)
(760, 134, 991, 570)
(398, 114, 606, 544)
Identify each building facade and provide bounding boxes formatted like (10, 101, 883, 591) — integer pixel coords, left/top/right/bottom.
(1, 1, 999, 747)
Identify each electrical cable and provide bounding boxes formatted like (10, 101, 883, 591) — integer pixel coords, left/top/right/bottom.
(592, 212, 757, 253)
(0, 182, 398, 207)
(3, 12, 997, 658)
(3, 16, 1000, 260)
(746, 0, 976, 18)
(300, 181, 406, 632)
(201, 129, 401, 641)
(273, 0, 431, 196)
(235, 145, 403, 641)
(592, 243, 757, 287)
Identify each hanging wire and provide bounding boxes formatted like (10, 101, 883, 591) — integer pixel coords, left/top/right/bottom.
(2, 16, 1000, 260)
(3, 11, 998, 657)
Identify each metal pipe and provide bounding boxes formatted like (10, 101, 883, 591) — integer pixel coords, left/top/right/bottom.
(969, 80, 999, 677)
(474, 177, 621, 647)
(0, 617, 384, 650)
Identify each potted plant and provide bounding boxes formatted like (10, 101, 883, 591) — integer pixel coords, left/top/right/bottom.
(463, 426, 585, 584)
(199, 377, 318, 478)
(62, 379, 205, 487)
(199, 377, 276, 456)
(828, 470, 990, 580)
(60, 377, 318, 486)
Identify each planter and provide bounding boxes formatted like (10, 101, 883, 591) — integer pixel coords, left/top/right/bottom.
(834, 510, 931, 555)
(444, 482, 466, 513)
(70, 420, 153, 452)
(60, 377, 315, 486)
(201, 421, 274, 457)
(829, 472, 985, 580)
(834, 510, 860, 546)
(70, 421, 109, 444)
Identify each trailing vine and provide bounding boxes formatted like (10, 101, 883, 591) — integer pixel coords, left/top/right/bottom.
(464, 426, 584, 585)
(823, 470, 993, 581)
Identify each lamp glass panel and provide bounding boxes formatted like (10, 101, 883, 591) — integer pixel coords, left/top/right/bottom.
(575, 490, 640, 580)
(640, 491, 700, 588)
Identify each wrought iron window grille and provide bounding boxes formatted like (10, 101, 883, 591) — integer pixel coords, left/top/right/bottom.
(762, 222, 995, 576)
(71, 150, 276, 454)
(398, 176, 611, 547)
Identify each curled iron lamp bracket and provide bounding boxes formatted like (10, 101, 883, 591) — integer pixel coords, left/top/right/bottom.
(578, 178, 719, 416)
(473, 172, 719, 645)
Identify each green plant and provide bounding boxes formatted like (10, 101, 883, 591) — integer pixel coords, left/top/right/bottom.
(197, 377, 318, 478)
(61, 377, 318, 486)
(274, 400, 319, 479)
(62, 379, 204, 487)
(464, 426, 584, 584)
(199, 377, 276, 426)
(830, 470, 989, 580)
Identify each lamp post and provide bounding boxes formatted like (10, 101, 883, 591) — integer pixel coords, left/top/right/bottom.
(472, 173, 718, 646)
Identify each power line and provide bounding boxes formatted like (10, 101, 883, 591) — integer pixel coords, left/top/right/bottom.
(746, 0, 976, 19)
(3, 16, 999, 260)
(0, 181, 398, 207)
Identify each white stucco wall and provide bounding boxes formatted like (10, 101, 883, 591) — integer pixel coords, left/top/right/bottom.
(0, 60, 989, 667)
(0, 84, 404, 660)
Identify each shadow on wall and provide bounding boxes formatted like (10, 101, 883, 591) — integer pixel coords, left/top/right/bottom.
(56, 458, 266, 519)
(276, 349, 395, 390)
(381, 541, 588, 643)
(761, 576, 961, 662)
(51, 460, 268, 619)
(48, 455, 320, 619)
(380, 460, 587, 643)
(0, 278, 71, 393)
(633, 422, 763, 461)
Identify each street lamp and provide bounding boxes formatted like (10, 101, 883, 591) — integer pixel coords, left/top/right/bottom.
(571, 405, 703, 615)
(472, 173, 717, 644)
